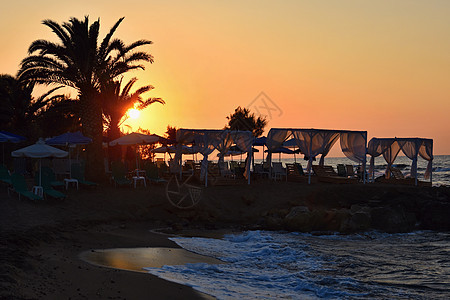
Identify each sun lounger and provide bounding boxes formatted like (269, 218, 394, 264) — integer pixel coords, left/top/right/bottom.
(144, 162, 167, 184)
(11, 173, 43, 201)
(111, 161, 132, 187)
(375, 166, 431, 187)
(253, 163, 269, 179)
(312, 165, 358, 184)
(36, 171, 66, 200)
(271, 162, 287, 181)
(71, 163, 99, 188)
(41, 166, 65, 189)
(0, 165, 12, 186)
(286, 163, 307, 182)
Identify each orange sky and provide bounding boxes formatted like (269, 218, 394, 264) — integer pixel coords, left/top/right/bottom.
(1, 0, 449, 156)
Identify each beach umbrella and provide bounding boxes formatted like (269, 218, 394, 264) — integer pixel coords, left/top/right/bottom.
(253, 136, 267, 163)
(12, 138, 68, 188)
(152, 145, 197, 163)
(0, 131, 26, 163)
(45, 131, 92, 146)
(46, 131, 93, 176)
(109, 132, 161, 146)
(265, 146, 295, 162)
(283, 138, 302, 162)
(152, 145, 196, 154)
(109, 132, 161, 175)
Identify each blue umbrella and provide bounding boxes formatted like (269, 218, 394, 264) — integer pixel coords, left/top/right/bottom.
(253, 136, 266, 146)
(265, 147, 295, 154)
(0, 131, 26, 163)
(45, 131, 92, 146)
(46, 131, 92, 177)
(0, 131, 26, 142)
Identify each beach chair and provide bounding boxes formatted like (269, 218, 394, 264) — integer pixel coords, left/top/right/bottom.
(35, 171, 66, 200)
(271, 162, 287, 181)
(111, 161, 132, 187)
(253, 163, 269, 179)
(312, 165, 357, 184)
(337, 164, 347, 177)
(286, 163, 306, 182)
(389, 166, 405, 180)
(0, 165, 12, 186)
(144, 162, 167, 184)
(218, 161, 234, 178)
(71, 163, 99, 188)
(41, 166, 65, 189)
(11, 173, 43, 201)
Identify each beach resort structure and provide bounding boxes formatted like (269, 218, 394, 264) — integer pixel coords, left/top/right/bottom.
(266, 128, 368, 184)
(368, 137, 433, 186)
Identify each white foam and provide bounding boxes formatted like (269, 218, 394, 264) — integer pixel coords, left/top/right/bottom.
(144, 231, 369, 299)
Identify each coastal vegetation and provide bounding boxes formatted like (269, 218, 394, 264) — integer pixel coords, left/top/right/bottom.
(12, 16, 160, 179)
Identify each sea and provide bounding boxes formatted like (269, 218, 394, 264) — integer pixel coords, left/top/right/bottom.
(144, 155, 450, 299)
(249, 154, 450, 187)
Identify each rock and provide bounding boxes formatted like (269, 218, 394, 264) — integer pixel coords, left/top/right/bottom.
(350, 211, 372, 231)
(419, 201, 450, 230)
(284, 206, 312, 232)
(370, 206, 415, 233)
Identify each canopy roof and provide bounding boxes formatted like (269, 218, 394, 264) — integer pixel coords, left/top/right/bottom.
(175, 129, 254, 185)
(267, 128, 367, 163)
(367, 137, 433, 181)
(266, 128, 367, 183)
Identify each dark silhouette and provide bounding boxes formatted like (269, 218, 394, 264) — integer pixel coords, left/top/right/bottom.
(165, 125, 177, 142)
(225, 106, 267, 137)
(102, 78, 164, 161)
(18, 16, 154, 180)
(0, 74, 62, 139)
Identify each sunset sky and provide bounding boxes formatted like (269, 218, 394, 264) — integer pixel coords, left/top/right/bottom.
(1, 0, 449, 156)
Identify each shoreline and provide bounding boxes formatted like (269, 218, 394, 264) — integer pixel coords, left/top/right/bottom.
(1, 182, 449, 299)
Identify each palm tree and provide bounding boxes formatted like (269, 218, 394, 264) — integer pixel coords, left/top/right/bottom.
(102, 77, 164, 141)
(18, 16, 154, 179)
(102, 77, 164, 161)
(0, 74, 62, 139)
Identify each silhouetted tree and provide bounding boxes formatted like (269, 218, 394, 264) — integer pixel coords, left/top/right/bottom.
(225, 106, 267, 137)
(165, 125, 177, 143)
(18, 16, 154, 179)
(102, 77, 164, 142)
(0, 74, 62, 139)
(137, 128, 156, 161)
(36, 97, 81, 137)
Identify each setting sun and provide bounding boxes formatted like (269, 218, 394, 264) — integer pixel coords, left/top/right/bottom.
(128, 108, 140, 120)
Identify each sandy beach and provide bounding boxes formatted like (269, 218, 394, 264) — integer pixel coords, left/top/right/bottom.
(1, 180, 449, 299)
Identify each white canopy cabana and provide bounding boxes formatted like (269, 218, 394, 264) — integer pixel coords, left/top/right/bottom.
(266, 128, 367, 184)
(174, 129, 254, 186)
(367, 137, 433, 185)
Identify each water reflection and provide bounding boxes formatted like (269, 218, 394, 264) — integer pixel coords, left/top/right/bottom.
(80, 247, 224, 273)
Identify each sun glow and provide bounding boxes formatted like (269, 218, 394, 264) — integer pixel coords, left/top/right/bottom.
(128, 108, 140, 120)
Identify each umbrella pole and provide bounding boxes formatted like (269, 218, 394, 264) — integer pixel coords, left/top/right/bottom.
(39, 159, 42, 187)
(135, 146, 139, 176)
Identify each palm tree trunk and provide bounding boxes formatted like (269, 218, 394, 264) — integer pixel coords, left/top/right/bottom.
(80, 90, 105, 181)
(107, 118, 122, 163)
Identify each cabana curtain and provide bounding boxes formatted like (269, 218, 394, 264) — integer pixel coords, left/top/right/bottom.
(175, 129, 254, 183)
(267, 128, 367, 173)
(367, 137, 433, 182)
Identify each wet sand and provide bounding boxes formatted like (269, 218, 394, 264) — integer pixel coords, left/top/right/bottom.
(80, 247, 225, 272)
